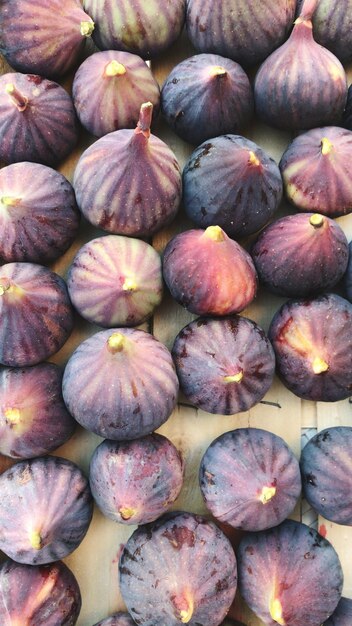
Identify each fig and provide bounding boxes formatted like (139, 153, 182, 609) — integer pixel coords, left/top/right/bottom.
(0, 363, 75, 459)
(72, 50, 160, 137)
(93, 614, 135, 626)
(182, 135, 283, 238)
(268, 293, 352, 402)
(0, 263, 74, 367)
(162, 226, 257, 316)
(73, 102, 181, 237)
(119, 511, 237, 626)
(251, 213, 349, 297)
(324, 597, 352, 626)
(0, 162, 80, 263)
(89, 434, 184, 525)
(160, 54, 253, 146)
(0, 455, 93, 565)
(0, 72, 78, 166)
(172, 316, 275, 415)
(312, 0, 352, 64)
(0, 558, 81, 625)
(344, 241, 352, 302)
(67, 234, 163, 327)
(200, 428, 301, 531)
(0, 0, 94, 78)
(342, 84, 352, 130)
(62, 328, 179, 439)
(238, 519, 343, 626)
(280, 126, 352, 217)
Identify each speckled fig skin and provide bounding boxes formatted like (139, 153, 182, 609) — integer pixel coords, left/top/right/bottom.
(72, 50, 160, 137)
(62, 328, 179, 440)
(119, 511, 237, 626)
(161, 54, 253, 146)
(89, 434, 184, 525)
(0, 456, 94, 565)
(312, 0, 352, 64)
(172, 316, 275, 415)
(0, 162, 80, 263)
(0, 0, 94, 78)
(324, 597, 352, 626)
(268, 294, 352, 402)
(93, 614, 135, 626)
(238, 520, 343, 626)
(251, 213, 349, 297)
(0, 263, 74, 367)
(67, 235, 163, 327)
(183, 136, 283, 238)
(0, 559, 82, 626)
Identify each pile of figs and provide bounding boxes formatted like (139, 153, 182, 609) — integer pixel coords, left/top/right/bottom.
(1, 0, 352, 624)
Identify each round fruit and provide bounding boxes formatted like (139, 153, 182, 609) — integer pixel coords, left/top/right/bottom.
(312, 0, 352, 64)
(324, 597, 352, 626)
(93, 614, 136, 626)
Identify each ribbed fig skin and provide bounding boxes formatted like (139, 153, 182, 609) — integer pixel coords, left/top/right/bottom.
(62, 328, 179, 440)
(119, 511, 237, 626)
(0, 73, 78, 166)
(0, 456, 94, 565)
(172, 316, 275, 415)
(324, 597, 352, 626)
(161, 54, 253, 145)
(0, 0, 94, 78)
(0, 263, 74, 367)
(0, 162, 80, 263)
(312, 0, 352, 63)
(238, 520, 343, 626)
(183, 135, 283, 237)
(0, 559, 82, 626)
(93, 614, 135, 626)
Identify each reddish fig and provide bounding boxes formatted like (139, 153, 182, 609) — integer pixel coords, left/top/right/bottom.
(324, 597, 352, 626)
(93, 615, 135, 626)
(312, 0, 352, 64)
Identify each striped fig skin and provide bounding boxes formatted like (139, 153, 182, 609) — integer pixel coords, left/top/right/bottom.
(62, 328, 179, 440)
(172, 316, 275, 415)
(324, 597, 352, 626)
(0, 162, 80, 263)
(0, 0, 94, 78)
(93, 615, 135, 626)
(0, 263, 74, 367)
(0, 456, 94, 565)
(0, 73, 78, 166)
(67, 235, 163, 327)
(312, 0, 352, 64)
(0, 559, 82, 626)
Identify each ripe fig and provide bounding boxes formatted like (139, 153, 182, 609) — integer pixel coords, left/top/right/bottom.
(342, 84, 352, 130)
(344, 241, 352, 302)
(312, 0, 352, 64)
(93, 615, 135, 626)
(324, 597, 352, 626)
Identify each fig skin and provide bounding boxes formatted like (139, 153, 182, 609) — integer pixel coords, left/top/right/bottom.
(268, 293, 352, 402)
(343, 241, 352, 302)
(251, 213, 349, 297)
(162, 226, 257, 316)
(324, 597, 352, 626)
(238, 519, 343, 626)
(0, 162, 80, 263)
(0, 363, 76, 459)
(172, 316, 275, 415)
(0, 456, 94, 565)
(342, 84, 352, 130)
(89, 434, 184, 525)
(67, 235, 163, 328)
(182, 135, 283, 238)
(312, 0, 352, 64)
(93, 614, 135, 626)
(0, 73, 78, 166)
(62, 328, 179, 440)
(0, 263, 74, 367)
(72, 50, 160, 137)
(0, 558, 82, 626)
(119, 511, 237, 626)
(160, 54, 253, 146)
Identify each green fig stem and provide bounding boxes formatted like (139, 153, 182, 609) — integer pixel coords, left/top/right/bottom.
(259, 485, 277, 504)
(321, 137, 334, 155)
(203, 225, 226, 241)
(107, 332, 127, 353)
(309, 214, 324, 228)
(119, 506, 136, 520)
(5, 83, 28, 112)
(80, 20, 95, 37)
(224, 371, 243, 383)
(248, 150, 261, 167)
(312, 356, 329, 374)
(29, 529, 43, 550)
(135, 102, 153, 139)
(104, 60, 127, 78)
(1, 196, 21, 207)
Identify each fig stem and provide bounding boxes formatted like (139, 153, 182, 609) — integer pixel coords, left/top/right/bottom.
(104, 60, 127, 77)
(270, 597, 285, 625)
(29, 529, 43, 551)
(309, 214, 324, 228)
(321, 137, 334, 155)
(258, 485, 276, 504)
(5, 83, 28, 112)
(224, 371, 243, 383)
(203, 225, 226, 242)
(135, 102, 153, 139)
(0, 278, 11, 295)
(297, 0, 319, 20)
(4, 407, 21, 424)
(122, 277, 137, 291)
(107, 332, 126, 353)
(80, 20, 95, 37)
(312, 356, 329, 374)
(209, 65, 227, 78)
(1, 196, 21, 207)
(119, 507, 136, 520)
(248, 151, 261, 167)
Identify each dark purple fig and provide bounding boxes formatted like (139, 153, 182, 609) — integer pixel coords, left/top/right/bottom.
(0, 162, 80, 263)
(163, 226, 257, 316)
(312, 0, 352, 64)
(251, 213, 349, 297)
(93, 614, 136, 626)
(172, 316, 275, 415)
(344, 241, 352, 302)
(238, 519, 343, 626)
(89, 434, 184, 525)
(182, 135, 283, 238)
(0, 455, 93, 565)
(0, 263, 74, 367)
(342, 84, 352, 130)
(62, 328, 179, 440)
(324, 597, 352, 626)
(0, 0, 94, 78)
(119, 511, 237, 626)
(72, 50, 160, 137)
(0, 363, 75, 459)
(280, 127, 352, 216)
(200, 428, 301, 531)
(67, 235, 163, 327)
(160, 54, 253, 146)
(268, 293, 352, 402)
(0, 559, 81, 625)
(186, 0, 296, 67)
(73, 102, 181, 236)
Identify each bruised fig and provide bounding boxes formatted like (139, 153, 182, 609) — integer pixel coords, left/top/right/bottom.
(312, 0, 352, 64)
(324, 597, 352, 626)
(93, 615, 135, 626)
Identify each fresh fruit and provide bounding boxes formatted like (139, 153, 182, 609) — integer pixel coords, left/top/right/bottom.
(93, 614, 136, 626)
(324, 597, 352, 626)
(344, 241, 352, 302)
(312, 0, 352, 64)
(342, 84, 352, 130)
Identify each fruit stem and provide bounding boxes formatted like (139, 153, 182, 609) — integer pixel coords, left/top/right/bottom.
(203, 225, 226, 242)
(173, 591, 194, 624)
(209, 65, 227, 78)
(4, 407, 21, 424)
(312, 356, 329, 374)
(224, 371, 243, 383)
(104, 60, 127, 78)
(5, 83, 28, 112)
(80, 20, 95, 37)
(135, 102, 153, 139)
(259, 485, 276, 504)
(309, 214, 324, 228)
(119, 507, 136, 520)
(107, 332, 126, 353)
(122, 277, 137, 291)
(248, 151, 261, 167)
(0, 277, 11, 295)
(1, 196, 21, 207)
(270, 597, 285, 625)
(29, 529, 43, 551)
(297, 0, 318, 20)
(321, 137, 334, 155)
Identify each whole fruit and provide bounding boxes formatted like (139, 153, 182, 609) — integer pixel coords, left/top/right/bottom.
(324, 597, 352, 626)
(344, 241, 352, 302)
(312, 0, 352, 64)
(342, 84, 352, 130)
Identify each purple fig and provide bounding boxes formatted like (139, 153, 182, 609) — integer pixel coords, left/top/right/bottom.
(312, 0, 352, 64)
(344, 241, 352, 302)
(324, 597, 352, 626)
(93, 614, 135, 626)
(342, 84, 352, 130)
